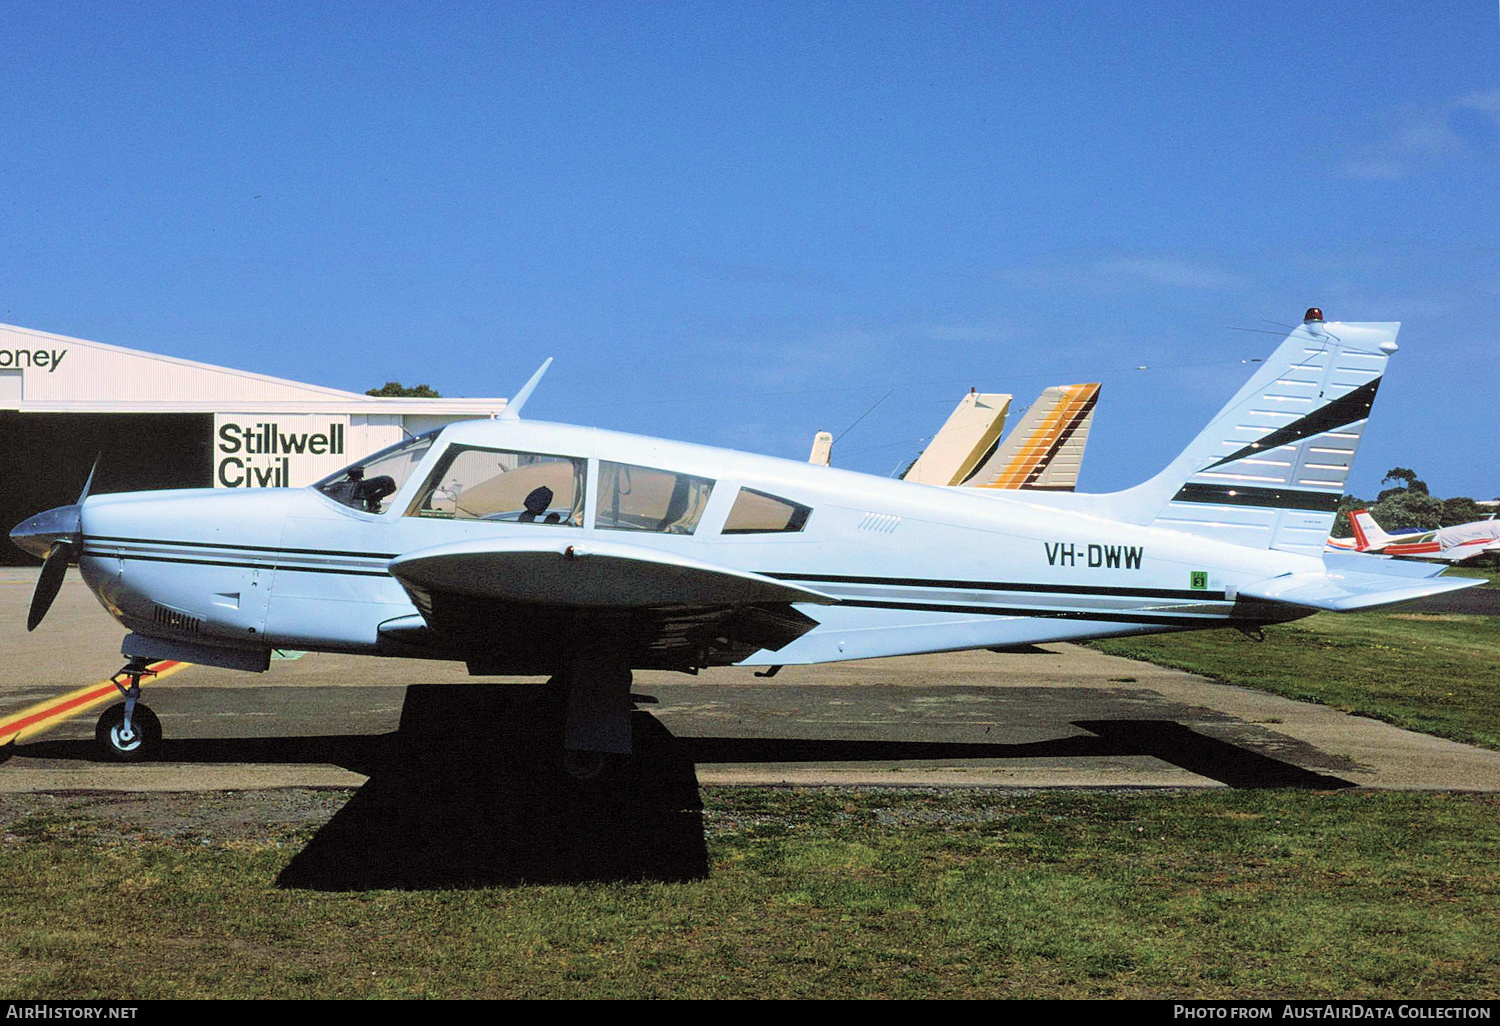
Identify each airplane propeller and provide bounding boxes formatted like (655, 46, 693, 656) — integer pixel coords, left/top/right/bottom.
(11, 461, 96, 631)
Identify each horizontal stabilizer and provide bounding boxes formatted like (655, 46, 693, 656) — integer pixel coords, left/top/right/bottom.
(1238, 564, 1483, 612)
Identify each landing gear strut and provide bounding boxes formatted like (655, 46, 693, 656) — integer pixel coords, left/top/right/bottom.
(558, 653, 634, 781)
(95, 658, 162, 762)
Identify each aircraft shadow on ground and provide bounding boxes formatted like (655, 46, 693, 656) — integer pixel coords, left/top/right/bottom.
(12, 684, 1353, 890)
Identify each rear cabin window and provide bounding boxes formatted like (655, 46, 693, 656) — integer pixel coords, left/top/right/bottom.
(722, 488, 812, 534)
(595, 461, 714, 534)
(407, 446, 585, 525)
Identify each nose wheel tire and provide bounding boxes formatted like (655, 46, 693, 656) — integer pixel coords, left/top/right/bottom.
(95, 703, 162, 762)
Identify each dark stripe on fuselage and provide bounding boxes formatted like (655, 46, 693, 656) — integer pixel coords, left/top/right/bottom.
(84, 540, 1240, 615)
(1169, 483, 1343, 512)
(81, 539, 392, 578)
(834, 598, 1230, 626)
(760, 571, 1224, 602)
(88, 535, 398, 560)
(82, 550, 393, 577)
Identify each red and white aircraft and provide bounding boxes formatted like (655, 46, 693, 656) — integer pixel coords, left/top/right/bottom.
(1327, 509, 1500, 564)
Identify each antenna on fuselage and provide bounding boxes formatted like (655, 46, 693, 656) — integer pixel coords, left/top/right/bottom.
(499, 358, 554, 421)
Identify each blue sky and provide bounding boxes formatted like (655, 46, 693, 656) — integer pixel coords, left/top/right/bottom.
(3, 1, 1496, 499)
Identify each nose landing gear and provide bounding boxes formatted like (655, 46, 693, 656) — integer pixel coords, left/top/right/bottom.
(95, 658, 162, 762)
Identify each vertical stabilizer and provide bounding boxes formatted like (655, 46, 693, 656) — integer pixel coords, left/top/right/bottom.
(902, 392, 1011, 485)
(1116, 311, 1398, 556)
(1349, 509, 1397, 551)
(808, 431, 833, 466)
(967, 383, 1099, 491)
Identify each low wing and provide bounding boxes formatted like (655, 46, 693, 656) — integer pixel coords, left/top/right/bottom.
(386, 537, 836, 672)
(1238, 555, 1483, 612)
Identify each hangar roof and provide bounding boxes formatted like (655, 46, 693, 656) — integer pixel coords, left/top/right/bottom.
(0, 322, 506, 416)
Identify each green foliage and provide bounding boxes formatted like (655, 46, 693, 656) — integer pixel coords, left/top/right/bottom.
(1333, 467, 1488, 537)
(1378, 466, 1428, 499)
(1371, 488, 1445, 532)
(1443, 496, 1486, 526)
(366, 381, 442, 398)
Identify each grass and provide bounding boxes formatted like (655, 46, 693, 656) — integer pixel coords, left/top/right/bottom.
(1090, 607, 1500, 751)
(1443, 565, 1500, 586)
(2, 788, 1498, 999)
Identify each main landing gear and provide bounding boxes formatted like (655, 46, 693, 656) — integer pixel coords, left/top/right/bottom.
(95, 657, 162, 762)
(557, 654, 636, 782)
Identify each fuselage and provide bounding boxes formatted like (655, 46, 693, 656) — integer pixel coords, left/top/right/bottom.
(69, 416, 1319, 673)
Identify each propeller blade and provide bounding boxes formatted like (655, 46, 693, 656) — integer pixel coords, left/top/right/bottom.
(28, 540, 74, 631)
(78, 456, 99, 505)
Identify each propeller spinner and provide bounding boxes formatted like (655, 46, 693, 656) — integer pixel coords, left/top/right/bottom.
(10, 462, 96, 631)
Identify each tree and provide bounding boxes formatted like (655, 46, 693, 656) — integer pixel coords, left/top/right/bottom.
(1440, 496, 1485, 527)
(1368, 488, 1444, 532)
(366, 382, 441, 398)
(1336, 465, 1489, 540)
(1376, 466, 1428, 502)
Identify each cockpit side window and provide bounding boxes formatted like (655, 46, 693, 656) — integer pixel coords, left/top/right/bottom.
(314, 433, 437, 514)
(595, 461, 714, 534)
(722, 488, 812, 534)
(407, 446, 585, 526)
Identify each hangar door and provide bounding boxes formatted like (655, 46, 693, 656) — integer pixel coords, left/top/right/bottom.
(0, 413, 213, 566)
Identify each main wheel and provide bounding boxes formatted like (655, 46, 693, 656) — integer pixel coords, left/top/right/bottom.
(95, 703, 162, 762)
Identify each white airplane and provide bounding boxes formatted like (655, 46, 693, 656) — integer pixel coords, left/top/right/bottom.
(10, 310, 1480, 775)
(1326, 509, 1500, 564)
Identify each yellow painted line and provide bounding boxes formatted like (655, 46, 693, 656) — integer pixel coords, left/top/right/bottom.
(0, 660, 192, 746)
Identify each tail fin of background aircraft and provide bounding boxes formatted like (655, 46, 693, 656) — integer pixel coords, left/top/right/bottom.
(965, 383, 1099, 491)
(1083, 311, 1399, 557)
(1348, 509, 1396, 551)
(808, 431, 833, 466)
(901, 392, 1011, 485)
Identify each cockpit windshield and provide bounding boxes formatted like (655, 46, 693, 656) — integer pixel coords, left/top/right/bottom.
(314, 432, 437, 514)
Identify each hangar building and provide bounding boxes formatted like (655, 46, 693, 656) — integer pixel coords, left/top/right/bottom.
(1, 322, 508, 564)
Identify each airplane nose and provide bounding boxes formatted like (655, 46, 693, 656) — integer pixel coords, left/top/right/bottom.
(9, 504, 82, 560)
